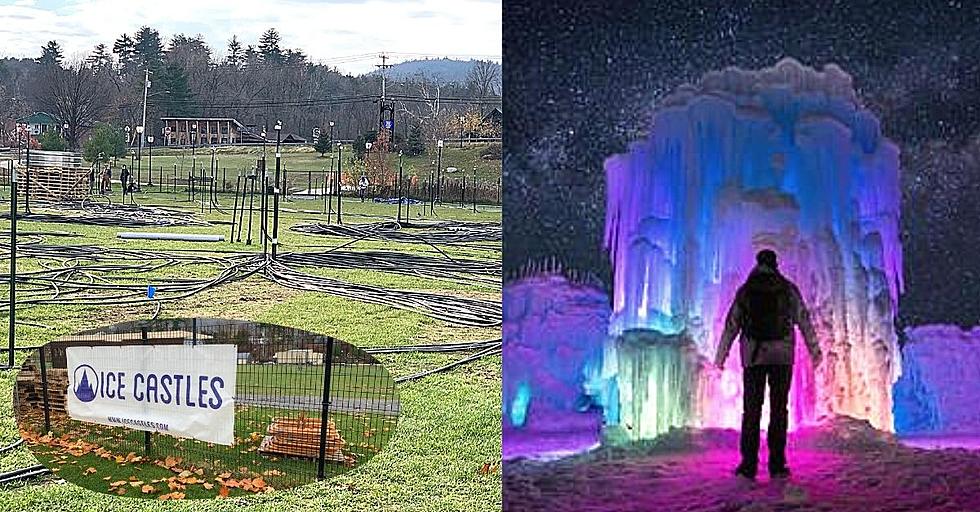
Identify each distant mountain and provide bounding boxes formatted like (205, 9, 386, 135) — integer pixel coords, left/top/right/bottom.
(365, 58, 500, 84)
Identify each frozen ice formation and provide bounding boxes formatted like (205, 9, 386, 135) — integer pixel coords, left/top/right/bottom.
(503, 274, 614, 459)
(604, 58, 903, 437)
(893, 325, 980, 435)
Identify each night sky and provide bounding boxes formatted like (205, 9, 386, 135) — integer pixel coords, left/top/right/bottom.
(503, 0, 980, 328)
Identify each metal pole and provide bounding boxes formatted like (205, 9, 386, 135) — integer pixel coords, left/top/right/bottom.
(336, 145, 342, 224)
(436, 144, 442, 204)
(137, 134, 142, 189)
(261, 175, 268, 257)
(397, 153, 403, 224)
(39, 346, 51, 433)
(147, 140, 153, 186)
(316, 336, 335, 480)
(231, 173, 241, 241)
(237, 174, 248, 242)
(272, 128, 281, 260)
(141, 327, 151, 455)
(246, 175, 255, 245)
(7, 165, 16, 369)
(327, 163, 333, 219)
(24, 142, 30, 214)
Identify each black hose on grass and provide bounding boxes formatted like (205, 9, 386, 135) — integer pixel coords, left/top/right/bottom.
(0, 464, 51, 485)
(0, 438, 23, 455)
(393, 345, 502, 383)
(291, 220, 502, 245)
(0, 200, 208, 228)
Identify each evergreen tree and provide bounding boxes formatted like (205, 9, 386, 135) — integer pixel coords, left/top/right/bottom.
(284, 49, 307, 66)
(258, 28, 284, 64)
(313, 129, 332, 156)
(83, 122, 126, 162)
(86, 43, 113, 72)
(133, 26, 165, 73)
(353, 130, 378, 160)
(406, 124, 426, 156)
(38, 40, 63, 67)
(159, 61, 196, 116)
(226, 35, 244, 68)
(38, 130, 67, 151)
(113, 34, 137, 72)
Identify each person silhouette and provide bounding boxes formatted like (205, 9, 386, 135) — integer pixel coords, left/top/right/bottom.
(714, 249, 822, 481)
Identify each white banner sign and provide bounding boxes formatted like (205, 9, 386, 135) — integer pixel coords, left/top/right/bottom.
(66, 344, 237, 445)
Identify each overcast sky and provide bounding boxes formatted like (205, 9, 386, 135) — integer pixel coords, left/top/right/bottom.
(0, 0, 501, 74)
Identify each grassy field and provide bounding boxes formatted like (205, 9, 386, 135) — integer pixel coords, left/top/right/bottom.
(103, 143, 502, 192)
(236, 362, 394, 398)
(0, 181, 501, 510)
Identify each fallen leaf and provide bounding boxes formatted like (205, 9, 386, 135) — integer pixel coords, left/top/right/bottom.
(203, 482, 214, 490)
(218, 485, 230, 498)
(141, 484, 155, 494)
(84, 467, 97, 475)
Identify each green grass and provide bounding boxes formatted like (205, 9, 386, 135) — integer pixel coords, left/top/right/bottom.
(18, 403, 397, 498)
(0, 186, 501, 510)
(99, 143, 502, 186)
(236, 363, 394, 399)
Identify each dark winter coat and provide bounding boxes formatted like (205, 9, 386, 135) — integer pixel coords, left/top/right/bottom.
(714, 264, 822, 367)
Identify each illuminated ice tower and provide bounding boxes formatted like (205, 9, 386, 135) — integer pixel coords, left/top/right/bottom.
(603, 58, 903, 438)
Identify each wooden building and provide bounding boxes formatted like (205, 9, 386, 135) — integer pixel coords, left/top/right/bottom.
(16, 112, 61, 136)
(160, 117, 248, 146)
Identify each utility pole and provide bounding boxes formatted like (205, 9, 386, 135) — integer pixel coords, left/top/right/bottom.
(138, 69, 150, 188)
(376, 54, 395, 147)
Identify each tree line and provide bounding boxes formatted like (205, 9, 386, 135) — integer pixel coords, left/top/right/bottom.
(0, 27, 501, 154)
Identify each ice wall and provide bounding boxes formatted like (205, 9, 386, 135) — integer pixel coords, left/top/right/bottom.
(502, 274, 615, 459)
(894, 325, 980, 435)
(604, 58, 903, 435)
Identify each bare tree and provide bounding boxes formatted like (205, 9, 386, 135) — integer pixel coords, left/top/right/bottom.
(466, 60, 501, 115)
(34, 60, 111, 150)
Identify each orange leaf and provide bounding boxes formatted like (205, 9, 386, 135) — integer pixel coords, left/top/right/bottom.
(218, 485, 230, 498)
(141, 484, 155, 494)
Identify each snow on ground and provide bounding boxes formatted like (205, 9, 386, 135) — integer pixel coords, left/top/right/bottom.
(504, 417, 980, 511)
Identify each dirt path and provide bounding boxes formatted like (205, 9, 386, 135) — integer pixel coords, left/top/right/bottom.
(504, 418, 980, 511)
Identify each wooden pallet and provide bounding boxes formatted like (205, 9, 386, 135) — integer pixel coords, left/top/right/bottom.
(258, 416, 352, 465)
(16, 369, 69, 414)
(16, 166, 89, 201)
